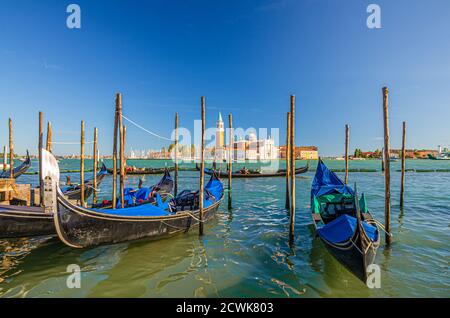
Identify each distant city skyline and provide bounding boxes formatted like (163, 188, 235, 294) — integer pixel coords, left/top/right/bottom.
(1, 0, 449, 157)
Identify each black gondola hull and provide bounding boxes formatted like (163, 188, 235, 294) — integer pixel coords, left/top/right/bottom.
(54, 193, 223, 248)
(314, 216, 380, 283)
(196, 164, 309, 178)
(0, 206, 54, 238)
(106, 167, 175, 175)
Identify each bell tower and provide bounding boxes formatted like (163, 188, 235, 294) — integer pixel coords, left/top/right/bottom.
(216, 112, 224, 148)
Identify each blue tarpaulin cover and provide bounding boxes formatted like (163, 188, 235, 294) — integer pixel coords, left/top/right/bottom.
(312, 159, 355, 197)
(317, 214, 378, 243)
(204, 177, 223, 208)
(97, 175, 223, 217)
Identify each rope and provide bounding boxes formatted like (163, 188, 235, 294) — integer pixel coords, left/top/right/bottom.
(121, 114, 174, 142)
(52, 141, 94, 145)
(372, 219, 393, 237)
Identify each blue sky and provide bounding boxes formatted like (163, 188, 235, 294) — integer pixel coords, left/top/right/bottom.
(1, 0, 449, 156)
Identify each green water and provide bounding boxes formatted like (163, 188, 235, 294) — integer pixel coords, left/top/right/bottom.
(1, 159, 449, 297)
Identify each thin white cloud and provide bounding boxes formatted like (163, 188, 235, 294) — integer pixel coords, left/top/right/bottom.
(43, 59, 62, 70)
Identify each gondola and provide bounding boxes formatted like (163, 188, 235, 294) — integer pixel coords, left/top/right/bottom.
(0, 162, 174, 239)
(61, 163, 108, 200)
(106, 166, 175, 175)
(311, 159, 380, 283)
(48, 153, 224, 247)
(0, 150, 31, 179)
(195, 161, 309, 178)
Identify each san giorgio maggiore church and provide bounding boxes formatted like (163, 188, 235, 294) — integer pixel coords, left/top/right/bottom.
(211, 113, 278, 161)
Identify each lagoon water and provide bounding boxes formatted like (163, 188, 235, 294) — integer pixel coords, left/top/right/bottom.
(0, 159, 449, 297)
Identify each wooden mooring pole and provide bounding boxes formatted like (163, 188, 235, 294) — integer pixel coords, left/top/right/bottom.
(289, 95, 296, 244)
(118, 96, 125, 209)
(39, 112, 44, 205)
(2, 145, 6, 173)
(174, 113, 179, 197)
(46, 122, 52, 152)
(400, 121, 406, 208)
(228, 113, 233, 210)
(382, 87, 391, 245)
(112, 94, 120, 209)
(199, 96, 206, 235)
(285, 112, 291, 210)
(344, 124, 349, 184)
(93, 127, 98, 204)
(8, 118, 13, 179)
(80, 120, 85, 207)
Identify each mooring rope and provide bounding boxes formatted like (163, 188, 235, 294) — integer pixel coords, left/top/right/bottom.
(121, 114, 174, 142)
(372, 219, 393, 237)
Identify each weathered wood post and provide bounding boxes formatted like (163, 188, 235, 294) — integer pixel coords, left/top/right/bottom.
(2, 146, 6, 173)
(174, 112, 179, 196)
(345, 124, 349, 184)
(381, 147, 385, 172)
(80, 120, 85, 207)
(400, 121, 406, 207)
(46, 122, 52, 152)
(285, 112, 291, 209)
(289, 95, 296, 244)
(118, 96, 125, 209)
(112, 94, 120, 209)
(8, 118, 14, 179)
(382, 87, 391, 245)
(39, 112, 44, 205)
(199, 96, 206, 235)
(123, 124, 127, 176)
(228, 113, 233, 210)
(93, 127, 98, 204)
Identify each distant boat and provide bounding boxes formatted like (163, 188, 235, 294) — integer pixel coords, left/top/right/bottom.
(430, 153, 450, 160)
(0, 151, 31, 179)
(60, 163, 108, 200)
(195, 162, 309, 178)
(389, 156, 399, 162)
(107, 166, 176, 175)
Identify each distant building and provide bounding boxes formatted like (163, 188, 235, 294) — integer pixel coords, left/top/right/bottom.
(391, 149, 438, 159)
(278, 146, 319, 160)
(212, 113, 278, 161)
(230, 133, 278, 161)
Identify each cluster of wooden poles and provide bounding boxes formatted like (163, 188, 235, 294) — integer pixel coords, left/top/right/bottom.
(107, 94, 217, 236)
(342, 87, 407, 245)
(42, 113, 100, 207)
